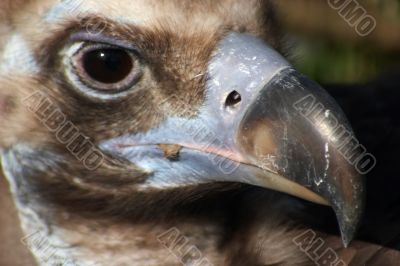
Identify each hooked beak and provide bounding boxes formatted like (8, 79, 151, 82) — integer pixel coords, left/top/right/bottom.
(101, 33, 365, 247)
(235, 68, 365, 247)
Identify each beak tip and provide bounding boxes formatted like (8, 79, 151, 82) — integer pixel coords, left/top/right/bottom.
(340, 223, 356, 248)
(335, 203, 364, 248)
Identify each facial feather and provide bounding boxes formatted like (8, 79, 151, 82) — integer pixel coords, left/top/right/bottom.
(0, 77, 44, 148)
(0, 1, 318, 265)
(0, 0, 281, 230)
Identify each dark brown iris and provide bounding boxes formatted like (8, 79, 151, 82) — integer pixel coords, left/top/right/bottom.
(82, 48, 133, 85)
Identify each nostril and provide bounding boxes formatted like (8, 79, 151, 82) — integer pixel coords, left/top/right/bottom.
(225, 90, 242, 109)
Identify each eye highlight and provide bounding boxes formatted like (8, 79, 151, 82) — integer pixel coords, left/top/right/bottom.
(82, 48, 134, 84)
(66, 43, 143, 98)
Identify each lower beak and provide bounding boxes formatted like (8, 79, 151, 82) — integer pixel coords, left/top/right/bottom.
(101, 33, 365, 247)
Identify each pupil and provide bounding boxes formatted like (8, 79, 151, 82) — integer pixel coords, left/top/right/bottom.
(83, 49, 133, 84)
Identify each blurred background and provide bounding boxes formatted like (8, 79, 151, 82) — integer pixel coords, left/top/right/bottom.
(276, 0, 400, 83)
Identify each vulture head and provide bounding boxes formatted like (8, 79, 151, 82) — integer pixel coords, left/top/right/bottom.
(0, 0, 365, 265)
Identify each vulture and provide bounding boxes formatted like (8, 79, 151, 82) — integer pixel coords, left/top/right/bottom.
(0, 0, 399, 265)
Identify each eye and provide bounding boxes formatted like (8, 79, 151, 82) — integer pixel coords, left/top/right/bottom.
(83, 48, 133, 84)
(67, 43, 142, 97)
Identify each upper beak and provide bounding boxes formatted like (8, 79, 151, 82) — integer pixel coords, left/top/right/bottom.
(101, 33, 365, 247)
(235, 68, 365, 247)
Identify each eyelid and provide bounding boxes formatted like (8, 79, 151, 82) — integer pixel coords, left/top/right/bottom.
(70, 31, 140, 53)
(61, 40, 143, 102)
(75, 42, 134, 58)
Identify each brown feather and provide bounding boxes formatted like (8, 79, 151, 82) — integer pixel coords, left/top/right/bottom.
(1, 1, 398, 265)
(0, 176, 36, 266)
